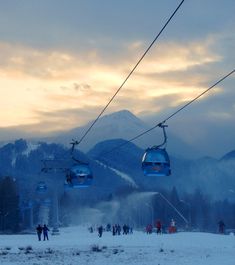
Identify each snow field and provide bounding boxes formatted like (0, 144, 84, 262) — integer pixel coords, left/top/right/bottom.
(0, 226, 234, 265)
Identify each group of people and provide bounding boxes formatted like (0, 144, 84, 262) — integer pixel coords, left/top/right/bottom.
(146, 219, 227, 234)
(89, 223, 133, 237)
(36, 224, 50, 241)
(35, 218, 227, 242)
(112, 224, 133, 235)
(146, 219, 177, 234)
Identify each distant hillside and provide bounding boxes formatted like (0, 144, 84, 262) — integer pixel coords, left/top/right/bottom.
(221, 150, 235, 161)
(46, 109, 201, 159)
(0, 138, 234, 202)
(88, 139, 235, 200)
(0, 110, 234, 159)
(88, 139, 144, 188)
(47, 110, 148, 151)
(0, 139, 136, 204)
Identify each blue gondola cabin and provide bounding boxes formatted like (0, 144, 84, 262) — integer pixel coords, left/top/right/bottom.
(142, 148, 171, 177)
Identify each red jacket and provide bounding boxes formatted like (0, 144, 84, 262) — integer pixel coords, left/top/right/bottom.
(156, 221, 161, 229)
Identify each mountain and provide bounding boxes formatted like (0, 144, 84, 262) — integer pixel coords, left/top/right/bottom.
(221, 150, 235, 161)
(88, 138, 186, 192)
(0, 138, 234, 201)
(88, 139, 235, 200)
(88, 138, 144, 188)
(47, 109, 201, 159)
(1, 110, 233, 160)
(0, 139, 137, 205)
(47, 110, 147, 151)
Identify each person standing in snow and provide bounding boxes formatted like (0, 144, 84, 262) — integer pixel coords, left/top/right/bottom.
(112, 225, 116, 236)
(218, 220, 225, 234)
(146, 224, 152, 234)
(123, 224, 128, 235)
(169, 219, 177, 233)
(156, 220, 162, 234)
(117, 224, 121, 235)
(130, 226, 133, 234)
(36, 224, 43, 241)
(43, 224, 50, 240)
(106, 223, 111, 232)
(98, 225, 103, 237)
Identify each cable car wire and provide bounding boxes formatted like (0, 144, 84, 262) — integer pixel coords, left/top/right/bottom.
(72, 0, 185, 148)
(161, 69, 235, 124)
(97, 69, 235, 157)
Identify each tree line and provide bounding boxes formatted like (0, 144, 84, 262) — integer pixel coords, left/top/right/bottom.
(0, 176, 234, 233)
(0, 176, 20, 233)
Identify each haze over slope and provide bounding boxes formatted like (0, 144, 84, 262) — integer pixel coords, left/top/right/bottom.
(48, 110, 202, 159)
(1, 109, 234, 159)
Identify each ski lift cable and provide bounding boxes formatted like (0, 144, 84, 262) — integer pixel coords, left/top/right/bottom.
(161, 69, 235, 124)
(72, 0, 185, 149)
(97, 69, 235, 157)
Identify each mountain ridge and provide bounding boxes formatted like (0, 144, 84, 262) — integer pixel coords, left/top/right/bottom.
(0, 138, 234, 201)
(45, 109, 202, 159)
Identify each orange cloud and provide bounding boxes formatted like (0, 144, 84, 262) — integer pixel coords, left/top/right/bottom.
(0, 37, 225, 130)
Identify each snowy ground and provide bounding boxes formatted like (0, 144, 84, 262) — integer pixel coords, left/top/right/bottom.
(0, 227, 234, 265)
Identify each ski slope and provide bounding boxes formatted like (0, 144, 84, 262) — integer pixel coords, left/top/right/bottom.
(0, 226, 234, 265)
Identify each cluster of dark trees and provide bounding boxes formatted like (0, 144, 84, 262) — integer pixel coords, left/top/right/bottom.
(145, 187, 235, 232)
(0, 176, 20, 233)
(59, 185, 235, 233)
(0, 175, 234, 234)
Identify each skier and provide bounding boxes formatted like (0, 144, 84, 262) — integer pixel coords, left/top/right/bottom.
(43, 224, 50, 241)
(112, 225, 116, 236)
(117, 224, 121, 235)
(123, 224, 127, 235)
(130, 226, 133, 234)
(169, 219, 177, 233)
(98, 225, 103, 237)
(36, 224, 43, 241)
(146, 224, 152, 234)
(218, 220, 225, 234)
(126, 225, 130, 234)
(156, 220, 162, 234)
(106, 223, 111, 232)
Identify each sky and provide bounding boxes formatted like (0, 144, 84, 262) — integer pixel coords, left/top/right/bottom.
(0, 0, 234, 156)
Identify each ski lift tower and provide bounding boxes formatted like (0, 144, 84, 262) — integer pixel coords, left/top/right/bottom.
(41, 159, 69, 235)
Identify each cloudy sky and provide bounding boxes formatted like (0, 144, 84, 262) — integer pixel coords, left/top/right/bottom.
(0, 0, 234, 156)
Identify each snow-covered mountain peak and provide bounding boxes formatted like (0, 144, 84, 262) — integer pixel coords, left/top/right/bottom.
(102, 109, 142, 121)
(22, 142, 40, 156)
(91, 109, 147, 129)
(44, 109, 203, 158)
(48, 110, 148, 151)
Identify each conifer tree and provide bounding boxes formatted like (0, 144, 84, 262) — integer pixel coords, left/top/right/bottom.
(0, 176, 20, 232)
